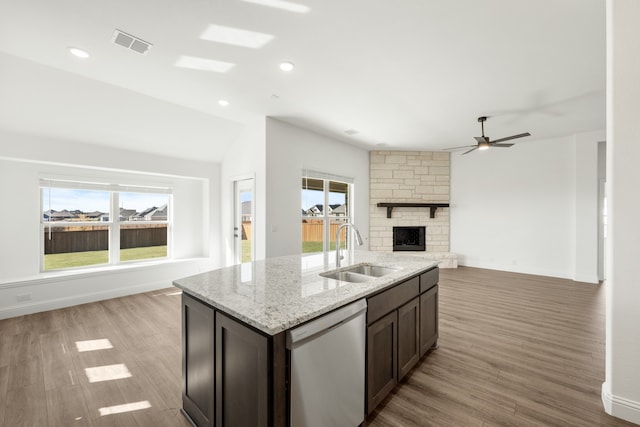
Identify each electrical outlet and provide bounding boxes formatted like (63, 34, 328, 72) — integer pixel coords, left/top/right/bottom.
(16, 293, 32, 302)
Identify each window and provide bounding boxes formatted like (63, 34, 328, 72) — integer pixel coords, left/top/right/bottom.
(41, 180, 171, 272)
(301, 173, 352, 254)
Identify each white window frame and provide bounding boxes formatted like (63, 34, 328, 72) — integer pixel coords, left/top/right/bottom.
(40, 179, 173, 272)
(301, 171, 354, 253)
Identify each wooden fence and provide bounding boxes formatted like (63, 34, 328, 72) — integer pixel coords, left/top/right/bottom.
(241, 221, 347, 242)
(302, 222, 346, 242)
(44, 225, 167, 254)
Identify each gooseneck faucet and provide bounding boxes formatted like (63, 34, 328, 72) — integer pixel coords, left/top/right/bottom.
(335, 222, 364, 267)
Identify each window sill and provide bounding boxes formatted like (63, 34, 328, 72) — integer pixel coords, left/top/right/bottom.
(0, 257, 210, 289)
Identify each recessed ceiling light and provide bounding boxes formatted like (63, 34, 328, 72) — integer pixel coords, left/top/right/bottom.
(344, 129, 359, 136)
(279, 61, 295, 72)
(68, 47, 90, 59)
(201, 24, 274, 49)
(175, 56, 235, 73)
(376, 142, 388, 147)
(218, 99, 230, 107)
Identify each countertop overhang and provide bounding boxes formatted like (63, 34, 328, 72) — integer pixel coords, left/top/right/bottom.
(173, 251, 437, 335)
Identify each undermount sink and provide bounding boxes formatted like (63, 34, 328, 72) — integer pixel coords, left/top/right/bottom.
(342, 265, 398, 277)
(319, 271, 373, 283)
(320, 264, 399, 283)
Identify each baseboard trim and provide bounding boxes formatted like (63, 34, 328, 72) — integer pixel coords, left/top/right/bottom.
(602, 383, 640, 424)
(574, 274, 600, 284)
(458, 261, 573, 281)
(0, 280, 172, 319)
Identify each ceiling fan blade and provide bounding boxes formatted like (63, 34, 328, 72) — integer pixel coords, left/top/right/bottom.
(443, 144, 476, 151)
(462, 147, 478, 155)
(490, 143, 514, 148)
(474, 136, 489, 144)
(491, 132, 531, 143)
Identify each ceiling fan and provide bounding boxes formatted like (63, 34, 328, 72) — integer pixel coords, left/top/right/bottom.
(445, 116, 531, 155)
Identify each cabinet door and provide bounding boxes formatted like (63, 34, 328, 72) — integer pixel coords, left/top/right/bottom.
(367, 310, 398, 414)
(216, 312, 269, 427)
(420, 285, 439, 357)
(397, 297, 420, 381)
(182, 293, 215, 427)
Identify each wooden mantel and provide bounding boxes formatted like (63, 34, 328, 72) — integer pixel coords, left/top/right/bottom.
(376, 203, 450, 219)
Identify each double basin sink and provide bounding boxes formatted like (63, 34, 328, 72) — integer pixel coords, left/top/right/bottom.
(320, 264, 399, 283)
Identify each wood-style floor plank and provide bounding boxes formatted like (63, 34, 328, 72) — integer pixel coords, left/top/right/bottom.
(366, 266, 635, 427)
(0, 267, 636, 426)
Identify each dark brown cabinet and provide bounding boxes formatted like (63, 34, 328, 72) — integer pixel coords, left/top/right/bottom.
(366, 267, 439, 414)
(182, 294, 286, 427)
(215, 312, 269, 427)
(397, 297, 420, 380)
(182, 293, 215, 427)
(419, 267, 439, 357)
(366, 276, 420, 414)
(366, 310, 397, 411)
(420, 285, 438, 357)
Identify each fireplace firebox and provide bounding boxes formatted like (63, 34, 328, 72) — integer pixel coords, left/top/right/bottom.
(393, 226, 426, 251)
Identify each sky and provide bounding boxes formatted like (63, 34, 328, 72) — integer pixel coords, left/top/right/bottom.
(43, 189, 169, 213)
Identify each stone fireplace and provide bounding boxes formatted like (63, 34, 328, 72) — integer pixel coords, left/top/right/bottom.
(369, 151, 457, 268)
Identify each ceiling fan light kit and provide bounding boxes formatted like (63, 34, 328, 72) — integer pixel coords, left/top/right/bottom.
(444, 116, 531, 155)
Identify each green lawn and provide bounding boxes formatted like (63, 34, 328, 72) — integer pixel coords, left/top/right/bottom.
(239, 240, 347, 260)
(242, 240, 252, 263)
(302, 241, 346, 253)
(44, 246, 167, 271)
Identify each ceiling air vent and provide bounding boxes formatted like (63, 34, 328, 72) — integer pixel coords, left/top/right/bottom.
(112, 29, 152, 55)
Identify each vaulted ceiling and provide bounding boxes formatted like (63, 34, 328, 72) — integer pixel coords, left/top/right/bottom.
(0, 0, 605, 162)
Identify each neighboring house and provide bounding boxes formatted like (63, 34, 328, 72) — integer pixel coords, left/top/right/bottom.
(150, 204, 168, 221)
(131, 206, 156, 221)
(84, 211, 104, 220)
(331, 204, 346, 216)
(241, 201, 251, 222)
(43, 210, 105, 221)
(43, 209, 76, 221)
(305, 204, 324, 216)
(119, 208, 137, 221)
(130, 204, 168, 221)
(304, 204, 345, 216)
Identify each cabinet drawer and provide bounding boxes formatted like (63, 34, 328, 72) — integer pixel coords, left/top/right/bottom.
(420, 267, 439, 293)
(367, 276, 419, 325)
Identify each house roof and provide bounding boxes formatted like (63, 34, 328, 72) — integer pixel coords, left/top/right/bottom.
(119, 208, 137, 219)
(241, 201, 251, 215)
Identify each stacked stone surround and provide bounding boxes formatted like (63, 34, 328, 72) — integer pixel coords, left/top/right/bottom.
(369, 151, 457, 268)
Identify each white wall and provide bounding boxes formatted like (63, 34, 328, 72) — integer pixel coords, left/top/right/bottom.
(0, 129, 221, 318)
(451, 131, 603, 281)
(220, 117, 267, 264)
(602, 0, 640, 422)
(265, 118, 370, 258)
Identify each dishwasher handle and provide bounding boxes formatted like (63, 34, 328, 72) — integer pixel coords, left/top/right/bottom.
(286, 299, 367, 349)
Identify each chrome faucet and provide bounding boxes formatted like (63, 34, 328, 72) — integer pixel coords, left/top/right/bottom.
(335, 222, 364, 267)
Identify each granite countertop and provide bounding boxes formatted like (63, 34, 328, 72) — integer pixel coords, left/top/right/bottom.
(173, 251, 438, 336)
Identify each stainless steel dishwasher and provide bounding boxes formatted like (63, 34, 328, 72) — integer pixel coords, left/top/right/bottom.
(286, 299, 367, 427)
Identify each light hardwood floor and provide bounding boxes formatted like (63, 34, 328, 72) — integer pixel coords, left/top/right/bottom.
(0, 267, 635, 426)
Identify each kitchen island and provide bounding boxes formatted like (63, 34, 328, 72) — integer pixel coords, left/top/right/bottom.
(173, 251, 439, 427)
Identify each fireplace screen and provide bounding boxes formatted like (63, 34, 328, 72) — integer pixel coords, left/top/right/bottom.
(393, 226, 426, 251)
